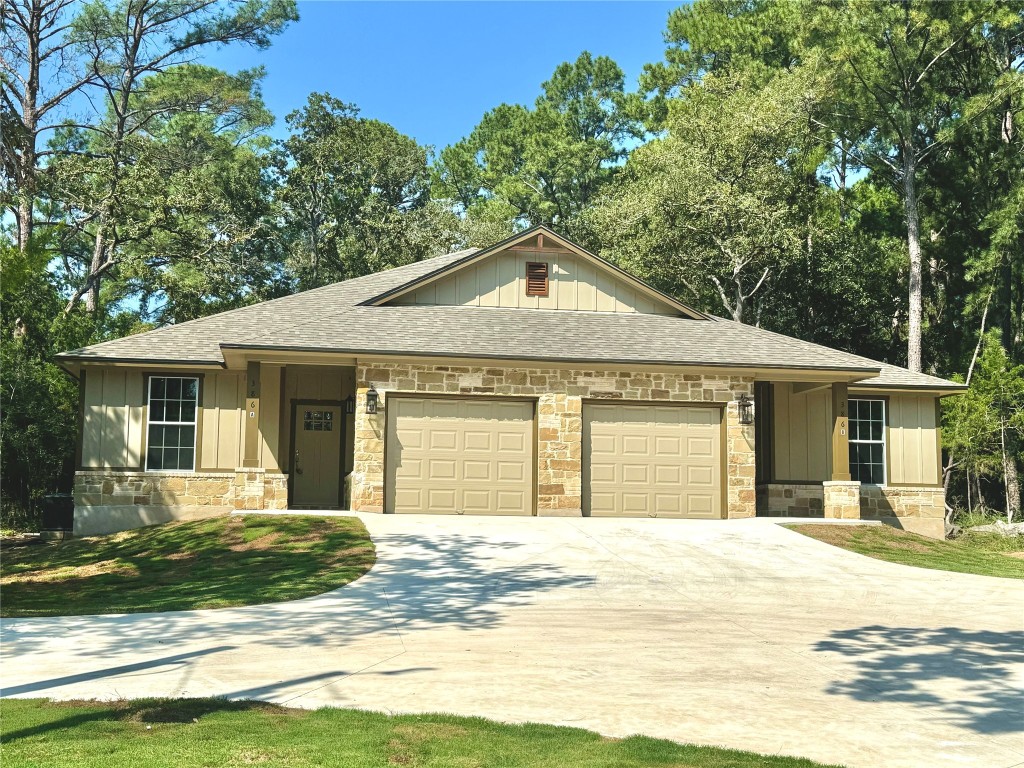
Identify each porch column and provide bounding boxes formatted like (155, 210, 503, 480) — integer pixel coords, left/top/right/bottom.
(824, 382, 861, 519)
(242, 361, 261, 468)
(830, 382, 851, 481)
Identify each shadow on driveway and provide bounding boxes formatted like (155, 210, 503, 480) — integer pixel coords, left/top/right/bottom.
(814, 625, 1024, 735)
(2, 532, 591, 660)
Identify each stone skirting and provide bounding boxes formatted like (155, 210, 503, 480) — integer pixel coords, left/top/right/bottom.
(757, 481, 947, 539)
(350, 362, 756, 518)
(73, 469, 288, 534)
(823, 480, 861, 519)
(861, 485, 945, 538)
(757, 483, 825, 517)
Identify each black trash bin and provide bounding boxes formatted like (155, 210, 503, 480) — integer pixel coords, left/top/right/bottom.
(41, 493, 74, 532)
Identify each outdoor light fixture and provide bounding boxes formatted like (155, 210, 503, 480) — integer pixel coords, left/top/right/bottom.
(737, 393, 754, 425)
(344, 394, 355, 415)
(365, 385, 379, 414)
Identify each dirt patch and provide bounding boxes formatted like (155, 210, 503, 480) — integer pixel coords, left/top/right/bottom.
(788, 524, 859, 547)
(883, 538, 934, 554)
(2, 558, 138, 584)
(1003, 552, 1024, 559)
(228, 532, 283, 552)
(393, 723, 470, 743)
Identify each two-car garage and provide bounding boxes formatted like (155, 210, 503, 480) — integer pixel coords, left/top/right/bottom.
(384, 396, 724, 518)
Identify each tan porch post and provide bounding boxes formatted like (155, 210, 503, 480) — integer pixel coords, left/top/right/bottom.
(824, 381, 860, 519)
(830, 382, 851, 481)
(242, 361, 261, 468)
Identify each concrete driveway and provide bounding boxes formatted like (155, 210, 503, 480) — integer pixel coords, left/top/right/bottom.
(2, 515, 1022, 768)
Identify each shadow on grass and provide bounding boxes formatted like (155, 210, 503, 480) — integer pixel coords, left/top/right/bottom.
(814, 625, 1024, 735)
(0, 515, 376, 617)
(0, 697, 283, 742)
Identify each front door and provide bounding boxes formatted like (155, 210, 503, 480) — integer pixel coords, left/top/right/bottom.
(292, 404, 342, 508)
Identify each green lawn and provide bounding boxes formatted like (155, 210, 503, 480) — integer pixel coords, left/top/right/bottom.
(0, 514, 375, 617)
(0, 698, 842, 768)
(788, 523, 1024, 579)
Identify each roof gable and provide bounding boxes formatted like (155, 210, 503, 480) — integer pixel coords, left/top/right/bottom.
(366, 226, 709, 319)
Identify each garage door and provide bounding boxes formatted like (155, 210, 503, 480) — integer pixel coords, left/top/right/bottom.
(386, 397, 534, 515)
(583, 403, 722, 518)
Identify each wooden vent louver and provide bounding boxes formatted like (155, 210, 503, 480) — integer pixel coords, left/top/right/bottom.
(525, 262, 549, 297)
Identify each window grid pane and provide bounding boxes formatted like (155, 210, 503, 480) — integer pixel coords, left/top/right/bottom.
(147, 377, 198, 471)
(848, 398, 885, 486)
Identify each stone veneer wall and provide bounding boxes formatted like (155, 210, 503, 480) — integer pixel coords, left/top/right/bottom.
(757, 483, 825, 517)
(350, 362, 756, 518)
(860, 485, 945, 538)
(74, 470, 288, 510)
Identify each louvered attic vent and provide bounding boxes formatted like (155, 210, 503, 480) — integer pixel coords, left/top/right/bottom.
(525, 262, 549, 297)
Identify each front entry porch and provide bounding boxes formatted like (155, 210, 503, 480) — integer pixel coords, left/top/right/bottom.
(753, 380, 947, 538)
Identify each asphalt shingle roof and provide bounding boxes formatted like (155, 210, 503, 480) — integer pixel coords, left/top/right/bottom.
(57, 248, 963, 391)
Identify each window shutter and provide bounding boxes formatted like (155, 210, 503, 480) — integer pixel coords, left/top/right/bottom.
(525, 262, 549, 297)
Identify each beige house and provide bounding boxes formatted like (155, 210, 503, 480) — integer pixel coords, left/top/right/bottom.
(57, 226, 963, 538)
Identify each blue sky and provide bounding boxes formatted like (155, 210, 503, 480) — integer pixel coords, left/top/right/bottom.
(203, 1, 679, 150)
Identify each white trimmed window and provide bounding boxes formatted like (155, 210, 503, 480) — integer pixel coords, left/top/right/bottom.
(848, 398, 885, 485)
(146, 377, 198, 471)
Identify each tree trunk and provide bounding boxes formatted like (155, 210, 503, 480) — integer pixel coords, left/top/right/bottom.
(1001, 419, 1021, 524)
(903, 150, 924, 372)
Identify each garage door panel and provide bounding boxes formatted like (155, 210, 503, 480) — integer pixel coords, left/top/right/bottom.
(686, 495, 715, 517)
(655, 436, 682, 456)
(464, 431, 491, 451)
(497, 432, 526, 453)
(687, 437, 714, 457)
(497, 461, 525, 482)
(655, 494, 681, 515)
(463, 460, 491, 481)
(387, 397, 534, 515)
(622, 493, 650, 515)
(584, 403, 722, 519)
(496, 491, 527, 512)
(655, 465, 681, 484)
(687, 465, 714, 487)
(622, 463, 650, 484)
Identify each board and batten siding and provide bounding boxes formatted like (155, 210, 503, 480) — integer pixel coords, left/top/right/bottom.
(81, 368, 146, 469)
(394, 249, 678, 315)
(81, 369, 249, 471)
(770, 384, 941, 486)
(200, 372, 245, 470)
(887, 394, 941, 486)
(771, 383, 833, 482)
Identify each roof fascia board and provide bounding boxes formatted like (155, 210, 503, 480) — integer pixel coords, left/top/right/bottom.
(215, 346, 880, 377)
(850, 383, 967, 396)
(63, 358, 226, 369)
(364, 225, 710, 320)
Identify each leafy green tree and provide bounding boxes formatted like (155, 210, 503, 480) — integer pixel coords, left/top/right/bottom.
(944, 331, 1024, 521)
(434, 52, 642, 239)
(644, 0, 1020, 373)
(44, 0, 296, 313)
(588, 69, 820, 324)
(280, 93, 460, 288)
(47, 64, 283, 322)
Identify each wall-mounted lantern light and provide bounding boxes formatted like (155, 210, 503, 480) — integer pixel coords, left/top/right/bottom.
(737, 393, 754, 426)
(365, 385, 379, 414)
(344, 394, 355, 415)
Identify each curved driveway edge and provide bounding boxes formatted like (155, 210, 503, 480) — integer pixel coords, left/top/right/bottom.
(3, 515, 1022, 768)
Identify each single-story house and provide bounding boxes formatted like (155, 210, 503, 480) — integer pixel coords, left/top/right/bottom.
(57, 226, 964, 538)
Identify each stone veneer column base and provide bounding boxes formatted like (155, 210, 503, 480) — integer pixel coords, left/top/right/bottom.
(823, 480, 862, 520)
